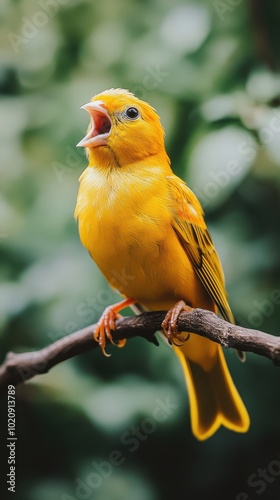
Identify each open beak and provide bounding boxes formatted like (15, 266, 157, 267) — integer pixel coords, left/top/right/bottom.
(76, 100, 112, 148)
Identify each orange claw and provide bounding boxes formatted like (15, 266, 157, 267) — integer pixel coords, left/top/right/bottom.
(161, 300, 193, 346)
(94, 298, 136, 356)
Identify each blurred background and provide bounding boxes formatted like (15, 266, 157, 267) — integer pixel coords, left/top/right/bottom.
(1, 0, 280, 499)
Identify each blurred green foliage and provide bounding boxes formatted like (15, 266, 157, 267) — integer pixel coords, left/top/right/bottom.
(1, 0, 280, 499)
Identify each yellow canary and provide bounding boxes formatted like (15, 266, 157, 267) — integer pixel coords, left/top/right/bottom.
(75, 88, 250, 440)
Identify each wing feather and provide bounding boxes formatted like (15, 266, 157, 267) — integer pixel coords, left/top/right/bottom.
(167, 175, 234, 324)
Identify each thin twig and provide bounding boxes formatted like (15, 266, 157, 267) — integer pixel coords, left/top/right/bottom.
(0, 309, 280, 392)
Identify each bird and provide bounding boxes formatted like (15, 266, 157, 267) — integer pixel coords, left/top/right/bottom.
(75, 88, 250, 440)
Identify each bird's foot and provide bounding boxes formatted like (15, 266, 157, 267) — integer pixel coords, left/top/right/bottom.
(161, 300, 193, 346)
(93, 298, 135, 356)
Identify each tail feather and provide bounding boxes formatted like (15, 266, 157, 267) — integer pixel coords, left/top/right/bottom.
(174, 343, 250, 440)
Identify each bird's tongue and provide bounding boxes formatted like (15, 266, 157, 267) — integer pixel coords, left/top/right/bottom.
(94, 113, 111, 135)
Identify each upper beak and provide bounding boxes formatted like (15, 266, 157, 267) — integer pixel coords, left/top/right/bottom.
(76, 100, 112, 148)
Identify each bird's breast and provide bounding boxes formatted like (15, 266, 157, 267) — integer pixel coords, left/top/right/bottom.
(75, 166, 178, 300)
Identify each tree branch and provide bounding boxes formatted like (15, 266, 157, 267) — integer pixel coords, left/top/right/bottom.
(1, 309, 280, 392)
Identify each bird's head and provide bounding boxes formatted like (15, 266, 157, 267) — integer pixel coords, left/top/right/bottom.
(77, 88, 169, 168)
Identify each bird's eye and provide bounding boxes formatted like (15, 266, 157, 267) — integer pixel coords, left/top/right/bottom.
(125, 107, 139, 120)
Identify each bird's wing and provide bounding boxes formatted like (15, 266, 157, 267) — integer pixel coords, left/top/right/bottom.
(166, 175, 234, 323)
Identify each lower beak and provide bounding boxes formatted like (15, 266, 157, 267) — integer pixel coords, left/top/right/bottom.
(76, 100, 112, 148)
